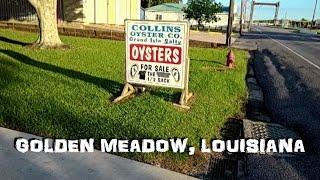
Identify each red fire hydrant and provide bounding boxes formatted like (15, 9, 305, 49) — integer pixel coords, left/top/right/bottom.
(226, 50, 235, 68)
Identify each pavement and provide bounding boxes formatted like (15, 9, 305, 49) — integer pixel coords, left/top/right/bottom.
(250, 26, 320, 153)
(64, 21, 238, 45)
(74, 21, 238, 45)
(190, 31, 238, 45)
(236, 26, 320, 179)
(0, 127, 196, 180)
(4, 20, 236, 45)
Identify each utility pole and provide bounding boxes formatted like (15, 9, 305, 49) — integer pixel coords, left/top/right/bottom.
(312, 0, 318, 27)
(274, 2, 280, 25)
(226, 0, 235, 47)
(249, 0, 255, 31)
(148, 0, 152, 8)
(240, 0, 244, 35)
(244, 0, 248, 25)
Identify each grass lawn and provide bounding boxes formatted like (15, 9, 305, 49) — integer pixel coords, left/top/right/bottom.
(312, 29, 320, 35)
(0, 28, 248, 175)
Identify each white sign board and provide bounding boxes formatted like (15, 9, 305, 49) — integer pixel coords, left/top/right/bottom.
(125, 20, 189, 89)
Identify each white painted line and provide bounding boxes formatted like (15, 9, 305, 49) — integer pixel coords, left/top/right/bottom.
(255, 27, 320, 71)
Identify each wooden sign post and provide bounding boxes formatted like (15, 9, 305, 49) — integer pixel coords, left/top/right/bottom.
(114, 20, 192, 108)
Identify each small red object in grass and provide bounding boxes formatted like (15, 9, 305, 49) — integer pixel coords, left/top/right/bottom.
(226, 50, 235, 68)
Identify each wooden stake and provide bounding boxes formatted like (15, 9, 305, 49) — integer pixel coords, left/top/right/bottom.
(173, 56, 193, 109)
(173, 89, 193, 109)
(113, 83, 135, 103)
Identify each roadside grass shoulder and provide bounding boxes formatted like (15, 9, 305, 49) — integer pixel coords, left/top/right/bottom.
(0, 29, 248, 174)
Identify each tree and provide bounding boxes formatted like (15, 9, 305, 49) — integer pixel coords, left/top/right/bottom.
(28, 0, 63, 48)
(184, 0, 223, 28)
(141, 0, 180, 8)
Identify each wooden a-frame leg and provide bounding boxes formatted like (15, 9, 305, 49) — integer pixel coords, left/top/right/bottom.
(179, 90, 193, 105)
(113, 83, 135, 103)
(174, 89, 193, 109)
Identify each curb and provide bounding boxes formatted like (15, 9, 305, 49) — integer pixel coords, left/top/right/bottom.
(242, 50, 306, 178)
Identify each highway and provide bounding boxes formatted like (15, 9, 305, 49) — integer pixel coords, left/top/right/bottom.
(255, 26, 320, 69)
(242, 25, 320, 179)
(248, 26, 320, 153)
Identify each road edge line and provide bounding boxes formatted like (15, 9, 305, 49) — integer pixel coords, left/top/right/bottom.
(256, 28, 320, 71)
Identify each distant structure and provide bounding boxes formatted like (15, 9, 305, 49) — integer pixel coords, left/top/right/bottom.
(316, 19, 320, 28)
(249, 1, 280, 30)
(144, 3, 187, 21)
(0, 0, 142, 25)
(144, 3, 239, 29)
(79, 0, 141, 25)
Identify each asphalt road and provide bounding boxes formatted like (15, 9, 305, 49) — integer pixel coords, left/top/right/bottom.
(246, 26, 320, 153)
(254, 26, 320, 68)
(242, 26, 320, 179)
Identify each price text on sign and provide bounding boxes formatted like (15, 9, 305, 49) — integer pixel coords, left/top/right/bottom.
(125, 20, 189, 89)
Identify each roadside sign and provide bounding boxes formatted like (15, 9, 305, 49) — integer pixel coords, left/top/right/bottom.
(114, 20, 192, 108)
(125, 20, 189, 89)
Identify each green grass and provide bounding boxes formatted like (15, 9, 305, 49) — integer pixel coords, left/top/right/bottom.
(311, 29, 320, 35)
(0, 28, 248, 174)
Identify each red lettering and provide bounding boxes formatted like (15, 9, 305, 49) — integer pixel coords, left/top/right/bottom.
(129, 44, 182, 64)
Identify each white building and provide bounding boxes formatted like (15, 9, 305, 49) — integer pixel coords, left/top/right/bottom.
(65, 0, 141, 25)
(144, 3, 187, 21)
(144, 3, 239, 28)
(188, 5, 239, 28)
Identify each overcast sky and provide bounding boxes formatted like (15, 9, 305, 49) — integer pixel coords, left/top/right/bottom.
(183, 0, 320, 21)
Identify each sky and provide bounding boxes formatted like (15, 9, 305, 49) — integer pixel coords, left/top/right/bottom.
(183, 0, 320, 21)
